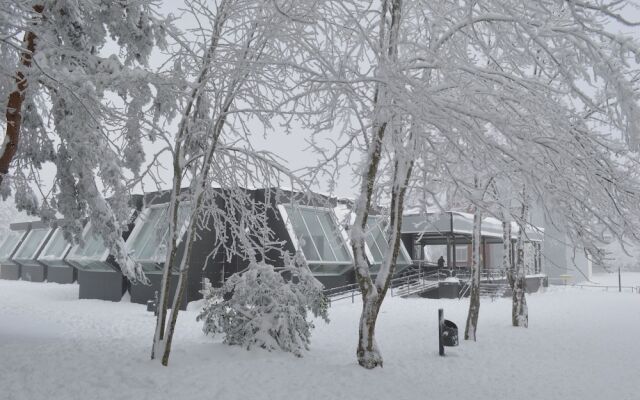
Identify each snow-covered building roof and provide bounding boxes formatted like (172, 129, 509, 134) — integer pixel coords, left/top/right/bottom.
(402, 211, 544, 244)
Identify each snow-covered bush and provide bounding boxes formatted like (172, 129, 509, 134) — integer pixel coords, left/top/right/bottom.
(197, 254, 329, 357)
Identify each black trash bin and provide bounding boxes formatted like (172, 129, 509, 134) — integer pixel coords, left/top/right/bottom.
(442, 320, 458, 347)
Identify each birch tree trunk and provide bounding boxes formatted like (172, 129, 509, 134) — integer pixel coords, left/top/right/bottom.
(350, 0, 404, 369)
(353, 149, 413, 368)
(512, 196, 529, 327)
(464, 206, 482, 341)
(0, 5, 43, 187)
(151, 0, 231, 362)
(160, 104, 230, 365)
(503, 218, 514, 289)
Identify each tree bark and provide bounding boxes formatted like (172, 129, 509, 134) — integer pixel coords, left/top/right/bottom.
(503, 219, 514, 289)
(0, 5, 43, 187)
(152, 1, 230, 361)
(512, 196, 528, 327)
(351, 0, 404, 370)
(464, 207, 482, 341)
(355, 151, 413, 368)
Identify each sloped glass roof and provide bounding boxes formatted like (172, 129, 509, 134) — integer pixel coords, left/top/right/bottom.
(13, 228, 50, 260)
(38, 228, 71, 260)
(365, 216, 412, 266)
(126, 202, 191, 263)
(67, 224, 109, 261)
(282, 204, 352, 265)
(0, 230, 25, 261)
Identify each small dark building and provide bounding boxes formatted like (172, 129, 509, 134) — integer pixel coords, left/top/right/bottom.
(0, 223, 30, 280)
(13, 221, 55, 282)
(125, 189, 247, 310)
(37, 225, 76, 284)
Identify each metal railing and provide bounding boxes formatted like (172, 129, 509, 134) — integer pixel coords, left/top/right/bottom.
(323, 268, 545, 303)
(323, 282, 362, 303)
(389, 269, 445, 298)
(565, 283, 640, 293)
(458, 281, 471, 299)
(323, 268, 449, 303)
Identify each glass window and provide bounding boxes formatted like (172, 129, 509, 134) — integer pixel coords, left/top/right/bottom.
(455, 246, 468, 263)
(284, 206, 320, 261)
(308, 264, 353, 275)
(365, 217, 385, 264)
(39, 228, 70, 260)
(14, 228, 49, 260)
(68, 224, 108, 261)
(365, 216, 412, 266)
(127, 203, 191, 262)
(314, 211, 351, 262)
(282, 205, 352, 264)
(0, 230, 24, 260)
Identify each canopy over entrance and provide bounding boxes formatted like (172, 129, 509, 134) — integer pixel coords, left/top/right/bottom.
(401, 212, 544, 272)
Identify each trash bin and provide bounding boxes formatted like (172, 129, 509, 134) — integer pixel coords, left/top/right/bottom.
(442, 320, 458, 347)
(146, 299, 156, 313)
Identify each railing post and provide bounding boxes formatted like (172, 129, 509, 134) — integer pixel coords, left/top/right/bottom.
(438, 308, 445, 357)
(351, 289, 354, 303)
(618, 268, 622, 293)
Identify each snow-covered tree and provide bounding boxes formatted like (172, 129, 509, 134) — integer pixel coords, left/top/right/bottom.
(290, 0, 640, 363)
(148, 0, 327, 366)
(0, 1, 172, 282)
(197, 255, 329, 357)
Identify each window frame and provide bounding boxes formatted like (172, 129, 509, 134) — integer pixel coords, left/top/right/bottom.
(38, 227, 72, 261)
(0, 230, 26, 261)
(125, 202, 192, 263)
(66, 222, 110, 263)
(455, 246, 469, 263)
(13, 227, 51, 261)
(365, 215, 412, 266)
(279, 203, 354, 267)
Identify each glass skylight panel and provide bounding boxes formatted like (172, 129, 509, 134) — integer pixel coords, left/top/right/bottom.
(312, 211, 351, 262)
(128, 203, 191, 262)
(283, 205, 351, 264)
(39, 228, 70, 260)
(14, 228, 49, 260)
(68, 224, 108, 260)
(0, 230, 23, 260)
(365, 217, 386, 264)
(366, 216, 411, 266)
(286, 206, 321, 261)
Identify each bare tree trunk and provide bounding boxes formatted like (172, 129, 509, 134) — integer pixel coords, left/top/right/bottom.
(351, 0, 404, 370)
(0, 5, 43, 187)
(354, 149, 413, 368)
(160, 198, 199, 366)
(151, 1, 231, 361)
(503, 219, 514, 289)
(159, 82, 233, 365)
(464, 207, 482, 341)
(512, 194, 528, 327)
(352, 121, 386, 368)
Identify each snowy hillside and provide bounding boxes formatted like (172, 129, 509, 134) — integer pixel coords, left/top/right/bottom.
(1, 275, 639, 400)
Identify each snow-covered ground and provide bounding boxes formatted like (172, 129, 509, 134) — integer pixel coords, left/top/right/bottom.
(1, 274, 639, 400)
(584, 271, 640, 288)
